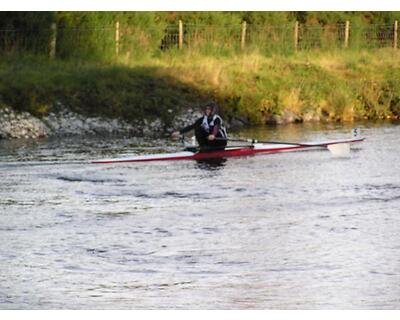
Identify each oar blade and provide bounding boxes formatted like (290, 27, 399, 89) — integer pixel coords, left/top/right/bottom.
(327, 143, 351, 157)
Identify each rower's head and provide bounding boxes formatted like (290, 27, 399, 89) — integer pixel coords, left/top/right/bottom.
(204, 102, 218, 117)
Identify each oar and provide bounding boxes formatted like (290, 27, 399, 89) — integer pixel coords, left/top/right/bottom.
(216, 137, 321, 147)
(218, 128, 362, 148)
(216, 137, 351, 156)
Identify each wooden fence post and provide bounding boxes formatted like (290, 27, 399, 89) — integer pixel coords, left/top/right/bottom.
(294, 21, 299, 51)
(178, 20, 183, 50)
(49, 22, 57, 59)
(241, 21, 247, 50)
(344, 20, 350, 48)
(394, 20, 398, 49)
(115, 21, 120, 56)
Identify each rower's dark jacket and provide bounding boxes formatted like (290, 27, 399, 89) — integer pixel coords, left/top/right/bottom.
(179, 114, 227, 149)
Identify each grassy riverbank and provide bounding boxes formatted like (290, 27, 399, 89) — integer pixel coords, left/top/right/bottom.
(0, 55, 207, 127)
(1, 49, 400, 127)
(144, 49, 400, 124)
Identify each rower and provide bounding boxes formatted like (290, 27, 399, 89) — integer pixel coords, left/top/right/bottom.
(172, 102, 228, 151)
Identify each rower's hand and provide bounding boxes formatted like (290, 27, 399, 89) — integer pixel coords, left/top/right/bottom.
(207, 134, 216, 141)
(171, 131, 181, 140)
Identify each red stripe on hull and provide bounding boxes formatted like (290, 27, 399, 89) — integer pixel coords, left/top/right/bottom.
(192, 145, 306, 160)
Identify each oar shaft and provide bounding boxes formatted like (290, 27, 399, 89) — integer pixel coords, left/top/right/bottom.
(216, 137, 316, 147)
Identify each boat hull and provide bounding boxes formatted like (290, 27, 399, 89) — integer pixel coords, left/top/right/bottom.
(91, 137, 365, 164)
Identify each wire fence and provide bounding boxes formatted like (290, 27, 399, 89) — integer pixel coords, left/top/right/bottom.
(0, 21, 398, 61)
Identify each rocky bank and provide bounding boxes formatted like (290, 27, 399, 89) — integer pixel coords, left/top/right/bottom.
(0, 103, 332, 140)
(0, 105, 203, 140)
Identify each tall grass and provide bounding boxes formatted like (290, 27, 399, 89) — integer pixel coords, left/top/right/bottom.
(137, 49, 400, 123)
(0, 54, 207, 126)
(1, 47, 400, 126)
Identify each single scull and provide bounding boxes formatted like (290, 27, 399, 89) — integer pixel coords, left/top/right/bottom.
(91, 136, 365, 164)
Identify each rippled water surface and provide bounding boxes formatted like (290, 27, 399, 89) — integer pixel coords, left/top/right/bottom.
(1, 122, 400, 309)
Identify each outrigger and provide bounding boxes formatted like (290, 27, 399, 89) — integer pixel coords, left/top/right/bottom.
(91, 129, 365, 164)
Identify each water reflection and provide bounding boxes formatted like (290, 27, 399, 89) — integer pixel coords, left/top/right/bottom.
(195, 158, 227, 170)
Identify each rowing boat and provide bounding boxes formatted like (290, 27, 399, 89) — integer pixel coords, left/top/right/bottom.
(91, 136, 365, 164)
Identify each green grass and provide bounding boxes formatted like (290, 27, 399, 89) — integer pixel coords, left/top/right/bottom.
(1, 49, 400, 128)
(149, 49, 400, 123)
(0, 55, 208, 127)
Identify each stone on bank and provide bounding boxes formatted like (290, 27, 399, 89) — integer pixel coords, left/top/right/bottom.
(0, 104, 203, 140)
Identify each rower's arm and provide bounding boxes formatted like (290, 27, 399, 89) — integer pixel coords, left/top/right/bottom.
(179, 123, 195, 134)
(179, 118, 202, 134)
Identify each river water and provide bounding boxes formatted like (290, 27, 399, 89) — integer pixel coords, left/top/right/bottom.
(1, 121, 400, 309)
